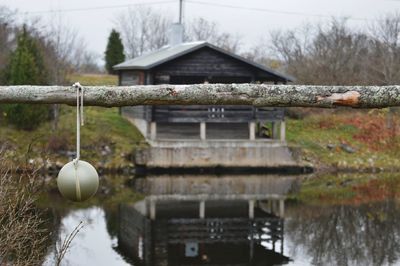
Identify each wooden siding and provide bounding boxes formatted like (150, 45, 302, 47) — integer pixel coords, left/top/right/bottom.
(165, 217, 283, 244)
(155, 123, 251, 139)
(152, 47, 283, 83)
(152, 105, 284, 123)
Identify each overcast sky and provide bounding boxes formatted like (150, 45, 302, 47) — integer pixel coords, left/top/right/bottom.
(1, 0, 400, 63)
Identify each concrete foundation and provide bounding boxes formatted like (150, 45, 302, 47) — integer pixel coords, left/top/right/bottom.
(134, 140, 298, 168)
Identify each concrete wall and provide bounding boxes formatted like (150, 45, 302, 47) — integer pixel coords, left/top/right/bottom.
(134, 140, 298, 168)
(121, 107, 149, 138)
(122, 110, 299, 168)
(134, 175, 300, 196)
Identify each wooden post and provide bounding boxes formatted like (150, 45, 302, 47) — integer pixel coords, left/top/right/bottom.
(249, 122, 256, 140)
(150, 122, 157, 140)
(249, 231, 254, 262)
(150, 200, 156, 220)
(280, 120, 286, 142)
(271, 200, 277, 215)
(271, 122, 276, 139)
(249, 200, 255, 219)
(200, 122, 206, 140)
(279, 199, 285, 217)
(268, 200, 273, 213)
(199, 200, 205, 219)
(275, 200, 280, 215)
(280, 221, 284, 255)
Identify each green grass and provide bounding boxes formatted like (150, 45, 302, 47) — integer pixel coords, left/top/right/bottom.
(286, 111, 400, 170)
(0, 106, 144, 168)
(68, 73, 118, 86)
(1, 73, 144, 168)
(290, 172, 400, 205)
(36, 175, 144, 210)
(4, 73, 400, 171)
(286, 110, 400, 204)
(290, 174, 359, 205)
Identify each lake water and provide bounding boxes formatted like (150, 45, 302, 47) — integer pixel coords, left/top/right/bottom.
(41, 174, 400, 266)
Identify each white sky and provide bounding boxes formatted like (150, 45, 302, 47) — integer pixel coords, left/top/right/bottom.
(1, 0, 400, 64)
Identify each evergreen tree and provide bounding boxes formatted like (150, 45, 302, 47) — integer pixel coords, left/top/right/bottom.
(105, 29, 125, 74)
(4, 26, 50, 130)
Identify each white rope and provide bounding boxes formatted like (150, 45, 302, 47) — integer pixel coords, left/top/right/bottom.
(72, 82, 84, 201)
(72, 82, 84, 162)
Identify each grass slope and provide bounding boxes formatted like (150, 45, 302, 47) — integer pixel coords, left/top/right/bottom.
(1, 106, 144, 168)
(1, 73, 144, 168)
(286, 109, 400, 171)
(287, 109, 400, 205)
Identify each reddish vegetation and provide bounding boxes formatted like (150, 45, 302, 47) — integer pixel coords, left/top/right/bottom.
(350, 179, 399, 205)
(314, 178, 400, 206)
(317, 111, 398, 151)
(318, 119, 337, 129)
(347, 114, 397, 150)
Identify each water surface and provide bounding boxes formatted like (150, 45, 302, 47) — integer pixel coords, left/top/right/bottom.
(42, 174, 400, 266)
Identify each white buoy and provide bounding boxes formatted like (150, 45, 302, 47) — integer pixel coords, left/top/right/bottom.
(57, 160, 99, 202)
(57, 83, 99, 202)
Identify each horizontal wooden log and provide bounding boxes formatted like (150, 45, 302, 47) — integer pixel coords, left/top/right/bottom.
(0, 84, 399, 108)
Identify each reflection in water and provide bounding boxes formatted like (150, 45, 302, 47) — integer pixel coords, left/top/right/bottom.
(285, 200, 400, 266)
(133, 175, 300, 196)
(119, 199, 289, 265)
(118, 175, 300, 265)
(43, 207, 131, 266)
(42, 174, 400, 265)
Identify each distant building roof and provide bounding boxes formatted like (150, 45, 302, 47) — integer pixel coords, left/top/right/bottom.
(113, 41, 294, 82)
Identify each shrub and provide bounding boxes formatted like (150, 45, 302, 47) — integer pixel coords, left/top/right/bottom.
(0, 152, 50, 265)
(4, 25, 50, 130)
(3, 103, 50, 130)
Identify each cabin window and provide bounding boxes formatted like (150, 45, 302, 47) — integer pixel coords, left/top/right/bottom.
(121, 71, 140, 85)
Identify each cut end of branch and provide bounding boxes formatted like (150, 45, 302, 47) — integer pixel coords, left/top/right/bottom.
(317, 91, 360, 107)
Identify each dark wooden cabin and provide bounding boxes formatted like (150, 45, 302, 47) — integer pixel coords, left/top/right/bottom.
(119, 197, 289, 265)
(114, 41, 294, 142)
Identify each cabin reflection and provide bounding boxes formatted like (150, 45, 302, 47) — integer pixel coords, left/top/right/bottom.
(118, 175, 297, 265)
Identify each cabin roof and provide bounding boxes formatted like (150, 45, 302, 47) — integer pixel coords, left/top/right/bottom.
(113, 41, 294, 82)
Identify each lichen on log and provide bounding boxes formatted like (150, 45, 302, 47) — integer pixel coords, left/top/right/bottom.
(0, 84, 399, 108)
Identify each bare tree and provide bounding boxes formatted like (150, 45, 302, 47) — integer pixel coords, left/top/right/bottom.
(115, 6, 171, 58)
(115, 7, 242, 58)
(24, 15, 91, 129)
(0, 6, 17, 82)
(368, 13, 400, 129)
(185, 17, 241, 53)
(73, 51, 102, 73)
(44, 15, 87, 84)
(270, 19, 370, 85)
(368, 13, 400, 85)
(241, 37, 284, 71)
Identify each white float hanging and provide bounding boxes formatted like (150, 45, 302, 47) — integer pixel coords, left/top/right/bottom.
(57, 82, 99, 202)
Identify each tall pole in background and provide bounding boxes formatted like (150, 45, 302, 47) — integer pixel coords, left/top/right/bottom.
(179, 0, 183, 24)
